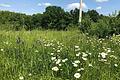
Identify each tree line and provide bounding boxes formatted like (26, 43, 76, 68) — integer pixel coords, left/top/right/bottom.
(0, 6, 120, 37)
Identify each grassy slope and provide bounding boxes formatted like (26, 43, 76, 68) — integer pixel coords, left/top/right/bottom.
(0, 30, 120, 80)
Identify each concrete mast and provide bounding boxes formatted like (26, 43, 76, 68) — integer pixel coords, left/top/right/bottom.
(79, 0, 83, 23)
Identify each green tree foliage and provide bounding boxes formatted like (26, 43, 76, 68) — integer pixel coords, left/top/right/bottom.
(41, 6, 70, 30)
(0, 6, 120, 38)
(69, 8, 79, 25)
(32, 13, 43, 29)
(87, 10, 100, 22)
(0, 11, 31, 30)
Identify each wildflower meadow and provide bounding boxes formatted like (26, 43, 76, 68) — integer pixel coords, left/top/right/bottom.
(0, 30, 120, 80)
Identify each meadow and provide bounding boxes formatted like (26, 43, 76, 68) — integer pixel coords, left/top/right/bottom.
(0, 30, 120, 80)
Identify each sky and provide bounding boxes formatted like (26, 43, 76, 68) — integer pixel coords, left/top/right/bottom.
(0, 0, 120, 15)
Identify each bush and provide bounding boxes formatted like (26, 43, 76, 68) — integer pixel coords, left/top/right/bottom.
(88, 19, 111, 38)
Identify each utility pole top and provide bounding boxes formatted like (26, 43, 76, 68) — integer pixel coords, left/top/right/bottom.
(79, 0, 83, 23)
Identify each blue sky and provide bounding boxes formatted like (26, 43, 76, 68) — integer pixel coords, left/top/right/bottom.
(0, 0, 119, 15)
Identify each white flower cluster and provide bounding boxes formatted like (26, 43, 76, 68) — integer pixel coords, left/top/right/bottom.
(99, 52, 108, 59)
(75, 46, 80, 51)
(46, 40, 119, 79)
(82, 52, 88, 61)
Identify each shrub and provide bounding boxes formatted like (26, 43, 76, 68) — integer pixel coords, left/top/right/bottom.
(88, 19, 111, 38)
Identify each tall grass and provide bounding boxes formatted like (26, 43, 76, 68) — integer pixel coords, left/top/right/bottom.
(0, 30, 120, 80)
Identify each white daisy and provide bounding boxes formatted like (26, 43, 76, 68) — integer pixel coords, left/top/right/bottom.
(57, 50, 60, 53)
(28, 73, 32, 76)
(51, 53, 54, 55)
(51, 57, 56, 61)
(76, 52, 81, 57)
(62, 58, 68, 62)
(114, 64, 118, 67)
(75, 46, 79, 48)
(52, 66, 59, 71)
(1, 49, 4, 52)
(56, 59, 61, 64)
(82, 53, 88, 57)
(72, 63, 78, 67)
(99, 52, 107, 58)
(82, 57, 87, 61)
(77, 68, 84, 71)
(74, 73, 81, 78)
(19, 76, 24, 80)
(74, 60, 80, 64)
(58, 64, 62, 66)
(89, 64, 93, 67)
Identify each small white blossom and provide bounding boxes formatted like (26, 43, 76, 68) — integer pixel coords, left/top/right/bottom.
(62, 59, 66, 62)
(57, 50, 60, 53)
(99, 52, 107, 58)
(64, 58, 68, 61)
(5, 41, 9, 45)
(51, 53, 54, 55)
(82, 57, 87, 61)
(99, 59, 107, 62)
(112, 51, 115, 53)
(98, 55, 100, 57)
(52, 66, 59, 71)
(19, 76, 24, 80)
(88, 53, 92, 55)
(62, 58, 68, 62)
(35, 50, 39, 53)
(57, 41, 60, 45)
(77, 68, 84, 71)
(82, 53, 88, 57)
(89, 64, 93, 67)
(76, 52, 81, 57)
(75, 48, 80, 51)
(74, 73, 81, 78)
(72, 63, 78, 67)
(46, 44, 50, 47)
(74, 60, 80, 64)
(51, 57, 56, 61)
(1, 49, 4, 52)
(107, 49, 111, 53)
(28, 73, 32, 76)
(114, 64, 118, 67)
(58, 64, 62, 66)
(56, 59, 61, 64)
(75, 46, 79, 48)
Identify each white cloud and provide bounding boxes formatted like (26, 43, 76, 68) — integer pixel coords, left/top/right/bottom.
(38, 3, 42, 6)
(67, 3, 87, 10)
(96, 0, 109, 3)
(38, 2, 52, 7)
(0, 3, 11, 7)
(96, 6, 102, 10)
(43, 3, 52, 7)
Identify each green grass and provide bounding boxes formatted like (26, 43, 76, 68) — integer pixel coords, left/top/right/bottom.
(0, 30, 120, 80)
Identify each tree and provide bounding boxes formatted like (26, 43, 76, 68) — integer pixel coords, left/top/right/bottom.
(41, 6, 69, 30)
(32, 13, 43, 29)
(70, 8, 79, 25)
(87, 10, 99, 22)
